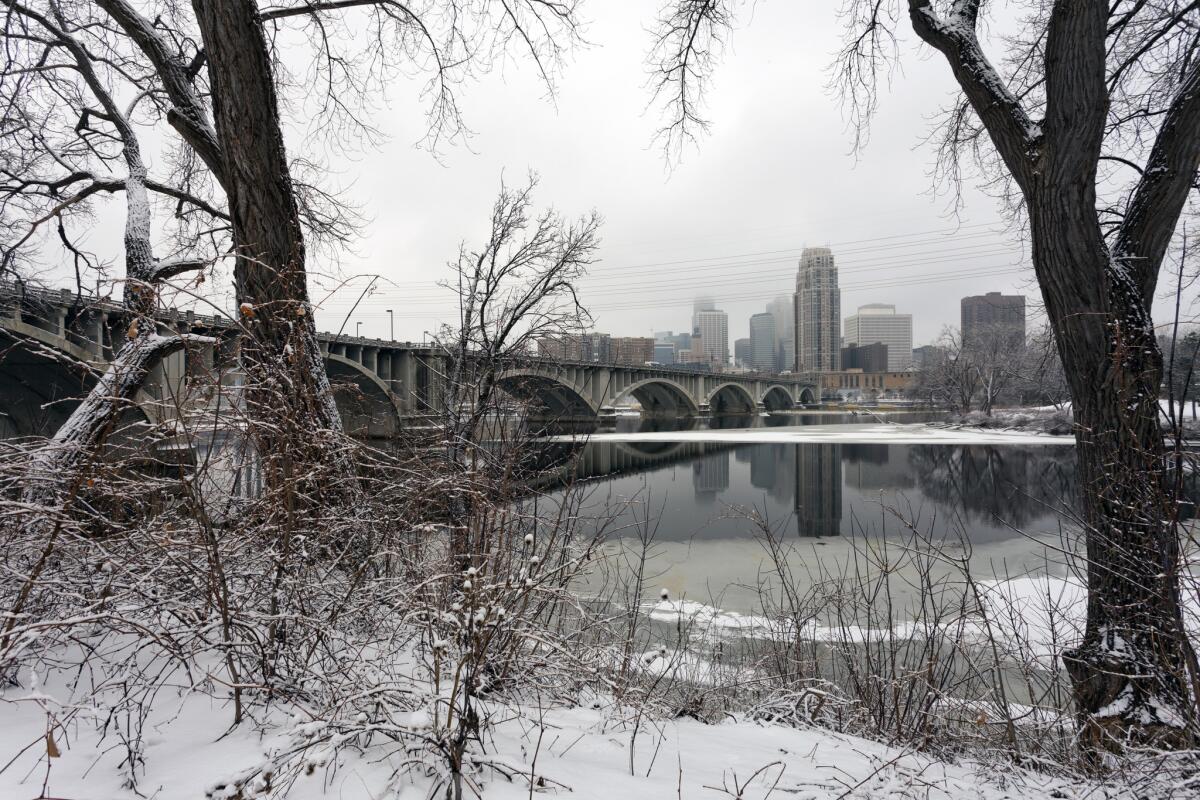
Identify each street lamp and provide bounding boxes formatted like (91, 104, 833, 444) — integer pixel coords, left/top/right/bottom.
(386, 309, 394, 341)
(356, 321, 362, 338)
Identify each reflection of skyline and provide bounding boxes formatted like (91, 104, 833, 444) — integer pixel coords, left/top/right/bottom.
(794, 443, 842, 537)
(749, 444, 793, 504)
(843, 443, 915, 492)
(693, 447, 730, 502)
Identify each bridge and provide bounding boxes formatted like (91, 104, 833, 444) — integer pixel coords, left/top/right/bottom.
(0, 283, 817, 439)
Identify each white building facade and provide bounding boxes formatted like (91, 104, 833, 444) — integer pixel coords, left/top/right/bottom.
(695, 309, 729, 366)
(843, 303, 913, 372)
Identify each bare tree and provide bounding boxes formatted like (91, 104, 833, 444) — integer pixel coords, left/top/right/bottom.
(1, 1, 220, 502)
(964, 321, 1025, 416)
(2, 0, 589, 498)
(441, 175, 599, 446)
(652, 0, 1200, 751)
(914, 328, 979, 413)
(435, 174, 599, 562)
(1022, 324, 1071, 410)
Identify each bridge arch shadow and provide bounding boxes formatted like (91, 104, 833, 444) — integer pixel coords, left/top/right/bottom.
(614, 378, 699, 418)
(0, 327, 150, 441)
(707, 382, 757, 415)
(761, 385, 795, 412)
(325, 353, 402, 438)
(495, 371, 598, 420)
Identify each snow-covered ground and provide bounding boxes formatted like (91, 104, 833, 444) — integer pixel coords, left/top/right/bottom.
(559, 422, 1074, 446)
(0, 670, 1083, 799)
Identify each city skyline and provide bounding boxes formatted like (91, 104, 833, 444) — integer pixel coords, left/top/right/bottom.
(18, 2, 1195, 351)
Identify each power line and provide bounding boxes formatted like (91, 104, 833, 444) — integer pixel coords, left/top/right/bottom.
(332, 223, 1014, 291)
(319, 248, 1023, 307)
(330, 263, 1026, 318)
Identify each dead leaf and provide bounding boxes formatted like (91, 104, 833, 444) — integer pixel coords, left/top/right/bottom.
(46, 731, 60, 758)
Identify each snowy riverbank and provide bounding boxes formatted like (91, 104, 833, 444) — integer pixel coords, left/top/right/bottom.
(0, 661, 1090, 799)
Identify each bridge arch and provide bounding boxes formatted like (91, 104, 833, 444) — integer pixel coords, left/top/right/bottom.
(706, 382, 757, 414)
(760, 385, 795, 412)
(0, 322, 152, 438)
(495, 369, 598, 419)
(614, 378, 699, 417)
(798, 386, 817, 405)
(324, 353, 403, 438)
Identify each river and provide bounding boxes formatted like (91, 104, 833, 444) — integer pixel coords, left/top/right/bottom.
(541, 412, 1087, 616)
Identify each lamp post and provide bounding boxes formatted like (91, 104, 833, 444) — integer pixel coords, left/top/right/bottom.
(356, 321, 362, 338)
(386, 309, 394, 341)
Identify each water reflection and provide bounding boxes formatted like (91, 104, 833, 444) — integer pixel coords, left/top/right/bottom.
(550, 437, 1085, 544)
(795, 443, 842, 537)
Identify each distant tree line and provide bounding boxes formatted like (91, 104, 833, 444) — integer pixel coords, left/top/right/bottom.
(913, 323, 1200, 420)
(910, 321, 1069, 414)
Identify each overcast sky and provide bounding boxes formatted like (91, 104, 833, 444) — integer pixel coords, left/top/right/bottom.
(305, 0, 1045, 348)
(54, 2, 1193, 348)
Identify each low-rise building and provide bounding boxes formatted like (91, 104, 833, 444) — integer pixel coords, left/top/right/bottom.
(611, 336, 656, 366)
(841, 342, 889, 373)
(820, 369, 915, 401)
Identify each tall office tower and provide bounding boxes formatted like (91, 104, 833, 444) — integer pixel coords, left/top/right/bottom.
(793, 247, 841, 372)
(749, 312, 777, 371)
(692, 296, 716, 332)
(696, 308, 730, 366)
(767, 294, 795, 373)
(961, 292, 1026, 349)
(843, 303, 913, 371)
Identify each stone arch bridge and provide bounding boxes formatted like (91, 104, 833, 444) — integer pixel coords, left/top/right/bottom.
(0, 284, 817, 439)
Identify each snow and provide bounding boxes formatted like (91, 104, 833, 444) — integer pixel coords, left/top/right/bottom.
(0, 667, 1081, 799)
(557, 423, 1074, 446)
(647, 574, 1087, 660)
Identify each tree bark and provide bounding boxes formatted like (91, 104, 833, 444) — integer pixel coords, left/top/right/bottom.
(191, 0, 354, 497)
(905, 0, 1199, 750)
(1029, 196, 1194, 750)
(21, 332, 203, 506)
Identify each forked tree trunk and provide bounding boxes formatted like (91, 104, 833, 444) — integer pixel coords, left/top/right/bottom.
(903, 0, 1200, 751)
(1030, 201, 1195, 749)
(192, 0, 354, 497)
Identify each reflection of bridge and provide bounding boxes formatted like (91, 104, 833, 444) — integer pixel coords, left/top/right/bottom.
(0, 284, 818, 438)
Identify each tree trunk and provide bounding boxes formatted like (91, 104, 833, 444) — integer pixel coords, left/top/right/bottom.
(192, 0, 354, 497)
(21, 330, 197, 506)
(1029, 197, 1195, 751)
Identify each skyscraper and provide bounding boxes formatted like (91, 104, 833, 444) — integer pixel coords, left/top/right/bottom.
(767, 294, 795, 373)
(695, 308, 729, 366)
(692, 296, 716, 333)
(749, 312, 777, 371)
(734, 337, 752, 366)
(793, 247, 841, 372)
(843, 303, 913, 371)
(961, 292, 1026, 349)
